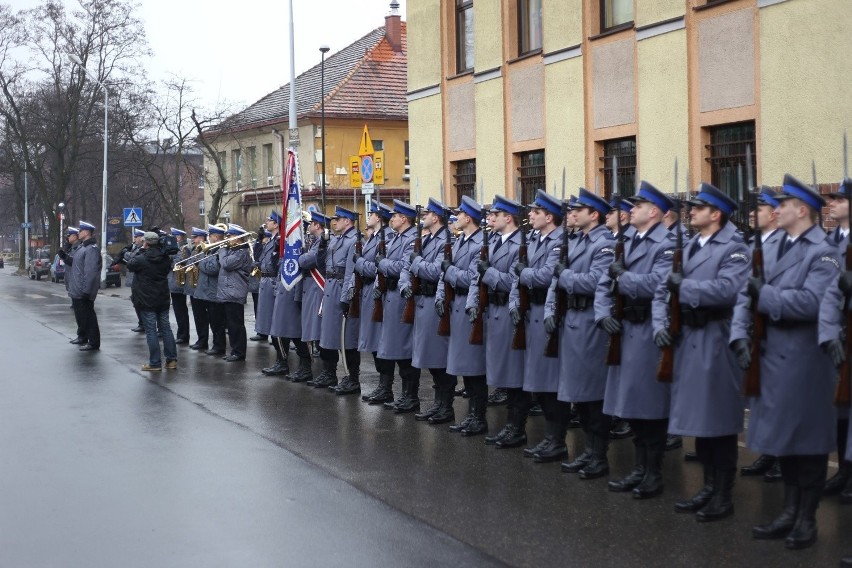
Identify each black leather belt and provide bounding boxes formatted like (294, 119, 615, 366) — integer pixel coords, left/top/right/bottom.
(454, 285, 469, 296)
(529, 288, 548, 305)
(681, 307, 733, 327)
(488, 290, 509, 306)
(386, 276, 399, 291)
(261, 271, 277, 277)
(326, 268, 345, 279)
(622, 300, 651, 323)
(418, 282, 437, 297)
(567, 294, 594, 311)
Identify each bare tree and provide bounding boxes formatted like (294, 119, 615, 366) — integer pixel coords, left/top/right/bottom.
(191, 107, 246, 225)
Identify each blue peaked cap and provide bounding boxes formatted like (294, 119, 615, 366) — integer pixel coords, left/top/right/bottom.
(574, 188, 611, 217)
(333, 206, 358, 221)
(610, 196, 633, 213)
(528, 189, 562, 216)
(778, 173, 825, 211)
(225, 223, 246, 236)
(757, 187, 780, 208)
(67, 226, 80, 235)
(458, 195, 482, 219)
(310, 212, 330, 226)
(370, 200, 393, 220)
(191, 227, 208, 237)
(170, 228, 186, 237)
(427, 197, 447, 217)
(267, 210, 282, 224)
(393, 199, 417, 218)
(688, 182, 738, 216)
(491, 195, 521, 216)
(828, 178, 852, 198)
(133, 229, 145, 237)
(630, 181, 674, 214)
(78, 220, 96, 231)
(207, 224, 226, 235)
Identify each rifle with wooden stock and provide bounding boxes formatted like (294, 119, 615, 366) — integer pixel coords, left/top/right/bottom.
(836, 132, 852, 407)
(349, 214, 363, 318)
(656, 159, 682, 383)
(372, 187, 387, 323)
(605, 156, 624, 365)
(743, 145, 764, 398)
(545, 170, 568, 358)
(402, 205, 422, 324)
(470, 200, 489, 345)
(437, 203, 453, 337)
(511, 205, 529, 350)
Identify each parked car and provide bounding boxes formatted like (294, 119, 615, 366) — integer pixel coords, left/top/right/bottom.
(104, 254, 121, 288)
(0, 256, 4, 269)
(27, 249, 52, 280)
(50, 254, 65, 283)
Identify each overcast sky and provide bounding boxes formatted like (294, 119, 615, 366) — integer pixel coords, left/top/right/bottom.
(8, 0, 407, 110)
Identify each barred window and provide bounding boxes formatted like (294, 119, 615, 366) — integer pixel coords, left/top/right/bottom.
(453, 159, 476, 204)
(600, 138, 637, 199)
(705, 121, 756, 203)
(517, 150, 545, 205)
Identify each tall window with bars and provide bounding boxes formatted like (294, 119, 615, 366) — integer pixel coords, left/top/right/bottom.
(456, 0, 474, 73)
(453, 159, 477, 204)
(705, 121, 756, 204)
(517, 150, 545, 204)
(600, 138, 637, 199)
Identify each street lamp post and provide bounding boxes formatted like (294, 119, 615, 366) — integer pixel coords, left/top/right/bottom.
(67, 53, 109, 287)
(319, 45, 330, 215)
(58, 202, 65, 251)
(23, 168, 29, 271)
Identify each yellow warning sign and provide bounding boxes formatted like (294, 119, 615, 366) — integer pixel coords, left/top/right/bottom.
(349, 156, 361, 188)
(358, 125, 374, 156)
(373, 150, 384, 185)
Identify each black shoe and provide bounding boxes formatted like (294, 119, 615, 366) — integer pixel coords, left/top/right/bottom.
(175, 338, 189, 345)
(665, 434, 683, 451)
(461, 417, 488, 436)
(69, 337, 85, 345)
(394, 397, 421, 413)
(428, 406, 455, 425)
(286, 358, 313, 383)
(684, 451, 699, 462)
(362, 385, 383, 401)
(753, 486, 799, 540)
(485, 424, 513, 445)
(696, 469, 735, 523)
(487, 388, 508, 406)
(632, 449, 664, 499)
(609, 419, 632, 440)
(415, 400, 442, 421)
(334, 377, 361, 395)
(741, 454, 776, 476)
(223, 355, 245, 362)
(205, 349, 225, 356)
(784, 488, 820, 550)
(608, 467, 646, 492)
(523, 437, 552, 458)
(131, 326, 144, 333)
(368, 388, 395, 404)
(262, 361, 289, 376)
(79, 344, 99, 351)
(763, 461, 782, 482)
(561, 449, 593, 473)
(249, 334, 267, 341)
(824, 463, 851, 496)
(189, 343, 208, 351)
(675, 466, 715, 513)
(384, 394, 405, 410)
(313, 370, 337, 388)
(449, 413, 475, 433)
(533, 440, 568, 463)
(528, 403, 543, 416)
(496, 428, 527, 449)
(578, 458, 610, 480)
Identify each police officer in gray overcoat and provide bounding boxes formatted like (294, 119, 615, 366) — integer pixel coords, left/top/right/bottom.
(547, 189, 615, 479)
(731, 174, 838, 550)
(319, 206, 361, 394)
(468, 196, 525, 446)
(375, 200, 421, 412)
(216, 224, 252, 361)
(300, 212, 329, 386)
(434, 195, 486, 434)
(68, 220, 102, 351)
(356, 201, 396, 403)
(269, 229, 311, 383)
(509, 190, 566, 462)
(59, 227, 84, 344)
(652, 184, 749, 521)
(197, 224, 227, 355)
(402, 198, 453, 423)
(257, 213, 287, 375)
(596, 182, 675, 499)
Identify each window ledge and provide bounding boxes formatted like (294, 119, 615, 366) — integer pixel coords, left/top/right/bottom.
(588, 22, 635, 42)
(446, 69, 474, 81)
(507, 48, 542, 65)
(693, 0, 740, 12)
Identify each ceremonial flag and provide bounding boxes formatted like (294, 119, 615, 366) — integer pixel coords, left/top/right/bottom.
(280, 147, 304, 290)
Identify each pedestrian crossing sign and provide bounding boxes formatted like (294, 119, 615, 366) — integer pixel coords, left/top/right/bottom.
(123, 207, 143, 227)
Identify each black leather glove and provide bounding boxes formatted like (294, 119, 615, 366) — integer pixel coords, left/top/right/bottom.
(666, 272, 683, 295)
(57, 249, 67, 261)
(435, 300, 445, 318)
(747, 277, 764, 302)
(608, 260, 626, 280)
(840, 272, 852, 295)
(509, 307, 521, 327)
(477, 259, 490, 276)
(552, 262, 566, 280)
(441, 258, 451, 272)
(372, 287, 382, 300)
(513, 261, 527, 276)
(544, 315, 558, 334)
(466, 306, 478, 323)
(822, 338, 846, 368)
(400, 286, 413, 299)
(598, 316, 622, 335)
(654, 329, 673, 348)
(731, 338, 751, 370)
(339, 301, 350, 316)
(258, 226, 266, 238)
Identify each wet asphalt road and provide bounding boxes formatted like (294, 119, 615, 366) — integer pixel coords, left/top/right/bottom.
(1, 272, 850, 567)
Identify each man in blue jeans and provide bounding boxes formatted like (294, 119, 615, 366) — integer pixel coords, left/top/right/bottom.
(128, 231, 177, 371)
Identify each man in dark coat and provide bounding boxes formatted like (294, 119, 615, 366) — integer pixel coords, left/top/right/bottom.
(127, 232, 177, 371)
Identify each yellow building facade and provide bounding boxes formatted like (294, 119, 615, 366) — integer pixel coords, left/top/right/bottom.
(408, 0, 852, 206)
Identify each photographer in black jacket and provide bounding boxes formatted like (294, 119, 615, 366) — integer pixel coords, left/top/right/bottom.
(127, 232, 177, 371)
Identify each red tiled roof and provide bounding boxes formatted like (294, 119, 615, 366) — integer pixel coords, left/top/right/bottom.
(210, 22, 407, 135)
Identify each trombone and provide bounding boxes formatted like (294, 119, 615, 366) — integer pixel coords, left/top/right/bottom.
(173, 231, 257, 271)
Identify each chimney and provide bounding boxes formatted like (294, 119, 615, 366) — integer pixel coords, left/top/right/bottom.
(385, 1, 402, 52)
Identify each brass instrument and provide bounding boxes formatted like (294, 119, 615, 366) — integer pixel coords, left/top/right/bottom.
(176, 266, 186, 286)
(174, 232, 257, 270)
(189, 265, 199, 287)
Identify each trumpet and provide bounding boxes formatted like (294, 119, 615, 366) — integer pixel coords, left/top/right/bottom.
(173, 232, 257, 270)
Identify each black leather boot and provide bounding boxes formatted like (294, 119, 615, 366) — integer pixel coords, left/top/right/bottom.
(824, 462, 851, 496)
(497, 408, 528, 449)
(485, 406, 514, 445)
(740, 454, 775, 476)
(562, 430, 593, 473)
(449, 395, 475, 432)
(696, 468, 735, 522)
(428, 386, 455, 424)
(578, 433, 610, 480)
(334, 372, 361, 395)
(487, 387, 508, 406)
(262, 349, 289, 376)
(763, 460, 783, 482)
(415, 389, 442, 421)
(608, 441, 646, 492)
(632, 447, 664, 499)
(675, 464, 715, 513)
(752, 485, 799, 539)
(665, 434, 683, 451)
(395, 375, 421, 413)
(367, 374, 395, 404)
(461, 398, 488, 436)
(384, 376, 407, 410)
(785, 488, 821, 549)
(533, 421, 568, 463)
(287, 357, 313, 383)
